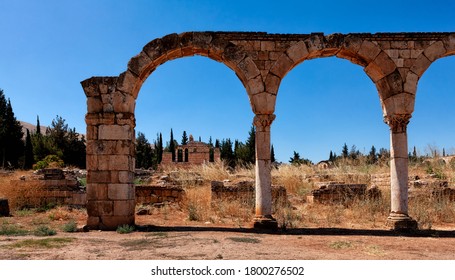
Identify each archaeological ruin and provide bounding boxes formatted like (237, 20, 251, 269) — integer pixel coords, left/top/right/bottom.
(81, 31, 455, 230)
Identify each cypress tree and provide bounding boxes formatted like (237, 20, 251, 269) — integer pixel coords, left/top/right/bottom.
(23, 129, 34, 169)
(271, 144, 276, 163)
(181, 130, 188, 145)
(169, 129, 175, 162)
(0, 92, 24, 168)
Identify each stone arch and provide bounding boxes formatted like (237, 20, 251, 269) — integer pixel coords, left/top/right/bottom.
(409, 34, 455, 94)
(265, 34, 398, 106)
(115, 32, 261, 106)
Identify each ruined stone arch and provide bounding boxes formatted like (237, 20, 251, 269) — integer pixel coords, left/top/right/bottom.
(82, 31, 455, 231)
(264, 34, 398, 114)
(117, 32, 261, 107)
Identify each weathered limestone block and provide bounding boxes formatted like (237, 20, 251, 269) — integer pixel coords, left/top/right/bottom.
(87, 97, 103, 113)
(98, 125, 132, 140)
(87, 183, 108, 200)
(308, 183, 367, 204)
(117, 70, 138, 98)
(410, 54, 431, 76)
(87, 200, 113, 216)
(113, 200, 136, 216)
(246, 75, 264, 96)
(269, 54, 293, 78)
(404, 71, 419, 94)
(128, 51, 153, 79)
(107, 184, 135, 200)
(113, 92, 135, 113)
(238, 56, 261, 80)
(251, 94, 276, 115)
(264, 73, 280, 95)
(423, 41, 446, 62)
(357, 40, 381, 62)
(286, 40, 309, 63)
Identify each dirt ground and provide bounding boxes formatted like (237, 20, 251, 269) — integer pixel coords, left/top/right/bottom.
(1, 207, 455, 260)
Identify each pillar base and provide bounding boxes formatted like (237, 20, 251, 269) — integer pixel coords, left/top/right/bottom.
(253, 215, 278, 230)
(386, 213, 418, 231)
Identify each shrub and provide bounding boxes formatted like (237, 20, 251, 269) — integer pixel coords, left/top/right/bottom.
(62, 220, 78, 232)
(34, 225, 57, 236)
(116, 224, 135, 234)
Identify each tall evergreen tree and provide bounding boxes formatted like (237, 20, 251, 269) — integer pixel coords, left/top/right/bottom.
(181, 130, 188, 145)
(245, 126, 256, 164)
(23, 129, 34, 169)
(169, 129, 175, 162)
(0, 91, 24, 168)
(36, 115, 41, 135)
(220, 138, 235, 167)
(156, 132, 163, 164)
(136, 132, 154, 169)
(342, 143, 349, 158)
(329, 150, 334, 161)
(271, 144, 276, 163)
(367, 145, 377, 164)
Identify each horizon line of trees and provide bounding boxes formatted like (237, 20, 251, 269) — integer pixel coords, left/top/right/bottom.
(0, 89, 86, 170)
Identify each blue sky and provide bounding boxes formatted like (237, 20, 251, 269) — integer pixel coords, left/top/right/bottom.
(0, 0, 454, 163)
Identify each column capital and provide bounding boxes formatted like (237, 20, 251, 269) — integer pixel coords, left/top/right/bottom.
(253, 114, 276, 128)
(384, 114, 411, 133)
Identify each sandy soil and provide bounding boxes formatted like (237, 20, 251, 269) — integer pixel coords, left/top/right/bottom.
(1, 208, 455, 260)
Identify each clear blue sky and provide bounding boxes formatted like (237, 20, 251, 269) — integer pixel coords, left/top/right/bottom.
(1, 0, 454, 163)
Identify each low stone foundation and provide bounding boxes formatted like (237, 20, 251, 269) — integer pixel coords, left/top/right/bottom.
(211, 180, 287, 207)
(307, 182, 370, 204)
(135, 185, 184, 205)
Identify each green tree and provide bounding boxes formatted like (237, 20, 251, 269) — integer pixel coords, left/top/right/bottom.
(23, 129, 34, 169)
(220, 138, 235, 168)
(136, 132, 154, 169)
(271, 144, 276, 163)
(181, 130, 188, 145)
(169, 129, 175, 162)
(0, 90, 24, 168)
(289, 151, 312, 166)
(244, 126, 255, 164)
(342, 143, 349, 158)
(367, 145, 377, 164)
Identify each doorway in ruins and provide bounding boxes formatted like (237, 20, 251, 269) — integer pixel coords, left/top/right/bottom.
(134, 56, 255, 226)
(272, 56, 389, 228)
(405, 55, 455, 229)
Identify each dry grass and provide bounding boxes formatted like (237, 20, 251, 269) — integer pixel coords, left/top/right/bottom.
(2, 159, 455, 231)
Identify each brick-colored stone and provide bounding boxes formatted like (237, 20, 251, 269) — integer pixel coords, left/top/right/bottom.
(269, 54, 293, 78)
(410, 54, 431, 77)
(237, 57, 260, 80)
(286, 41, 309, 63)
(424, 41, 446, 62)
(98, 125, 132, 140)
(108, 184, 135, 200)
(87, 183, 108, 200)
(247, 75, 264, 95)
(113, 200, 135, 216)
(357, 40, 381, 62)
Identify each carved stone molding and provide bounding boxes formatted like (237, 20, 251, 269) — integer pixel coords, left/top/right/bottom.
(384, 114, 411, 133)
(253, 114, 276, 128)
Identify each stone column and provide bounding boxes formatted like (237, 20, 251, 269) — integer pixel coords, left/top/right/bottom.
(82, 77, 136, 231)
(385, 114, 417, 230)
(253, 114, 277, 230)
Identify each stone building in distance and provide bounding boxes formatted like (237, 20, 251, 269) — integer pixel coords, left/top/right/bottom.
(161, 135, 220, 165)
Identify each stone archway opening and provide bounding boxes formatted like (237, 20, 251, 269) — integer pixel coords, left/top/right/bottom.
(407, 55, 455, 228)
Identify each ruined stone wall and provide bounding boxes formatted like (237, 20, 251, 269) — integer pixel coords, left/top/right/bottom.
(135, 185, 184, 204)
